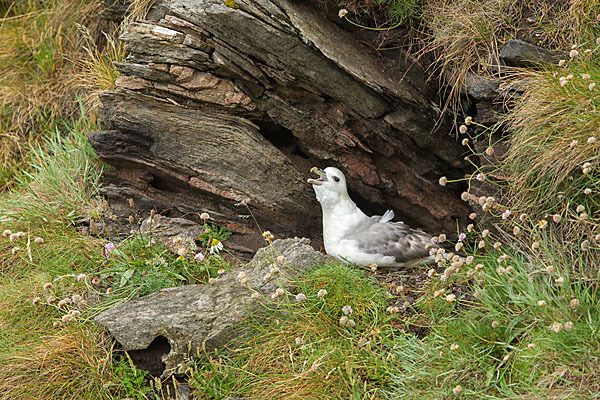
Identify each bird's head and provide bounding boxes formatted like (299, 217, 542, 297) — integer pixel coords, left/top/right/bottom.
(307, 166, 350, 206)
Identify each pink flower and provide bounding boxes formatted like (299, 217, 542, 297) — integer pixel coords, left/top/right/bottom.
(194, 252, 205, 262)
(104, 242, 116, 258)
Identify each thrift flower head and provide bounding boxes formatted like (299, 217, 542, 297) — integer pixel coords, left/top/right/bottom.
(194, 252, 205, 262)
(342, 305, 353, 315)
(32, 297, 41, 306)
(453, 386, 462, 396)
(262, 231, 275, 242)
(588, 136, 597, 144)
(461, 138, 469, 146)
(459, 125, 468, 134)
(502, 209, 511, 219)
(77, 273, 87, 282)
(338, 8, 348, 18)
(61, 314, 74, 324)
(2, 229, 10, 236)
(528, 343, 536, 349)
(43, 282, 53, 291)
(551, 322, 563, 333)
(491, 320, 499, 328)
(552, 214, 562, 223)
(564, 321, 574, 331)
(584, 188, 592, 195)
(450, 343, 459, 351)
(476, 173, 485, 182)
(70, 309, 81, 318)
(469, 213, 477, 220)
(200, 212, 210, 220)
(590, 82, 596, 90)
(446, 293, 456, 302)
(537, 300, 547, 307)
(465, 116, 473, 125)
(271, 288, 285, 300)
(296, 293, 306, 302)
(34, 237, 44, 244)
(104, 242, 116, 257)
(438, 176, 448, 186)
(208, 278, 216, 285)
(317, 289, 328, 298)
(251, 292, 261, 300)
(295, 337, 304, 345)
(277, 255, 285, 263)
(570, 298, 580, 307)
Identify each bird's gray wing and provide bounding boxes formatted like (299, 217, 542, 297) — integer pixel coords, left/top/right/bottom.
(347, 222, 432, 263)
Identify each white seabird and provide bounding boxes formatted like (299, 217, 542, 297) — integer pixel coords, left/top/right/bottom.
(307, 166, 434, 270)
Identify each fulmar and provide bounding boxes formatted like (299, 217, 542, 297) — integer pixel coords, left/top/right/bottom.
(307, 166, 434, 270)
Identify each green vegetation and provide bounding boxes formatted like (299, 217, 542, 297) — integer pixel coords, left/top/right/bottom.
(1, 0, 600, 399)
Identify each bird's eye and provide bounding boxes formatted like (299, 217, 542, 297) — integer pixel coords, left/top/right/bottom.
(333, 176, 340, 182)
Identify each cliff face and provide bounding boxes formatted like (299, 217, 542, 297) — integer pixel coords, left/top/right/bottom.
(90, 0, 472, 256)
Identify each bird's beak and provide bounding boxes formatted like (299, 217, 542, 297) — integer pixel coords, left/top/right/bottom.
(307, 167, 327, 186)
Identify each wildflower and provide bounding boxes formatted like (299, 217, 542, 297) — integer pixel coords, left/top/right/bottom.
(347, 319, 356, 328)
(200, 212, 210, 221)
(506, 265, 514, 273)
(588, 136, 597, 144)
(176, 255, 185, 261)
(446, 293, 456, 302)
(453, 386, 462, 396)
(438, 234, 447, 243)
(580, 213, 588, 220)
(546, 265, 554, 273)
(317, 289, 327, 298)
(497, 266, 506, 275)
(387, 306, 400, 313)
(519, 213, 528, 221)
(527, 343, 536, 349)
(502, 209, 511, 219)
(481, 229, 490, 238)
(467, 224, 474, 232)
(585, 49, 592, 55)
(11, 247, 19, 255)
(465, 256, 474, 265)
(339, 315, 349, 326)
(209, 239, 224, 254)
(427, 268, 436, 277)
(552, 214, 562, 223)
(458, 232, 466, 242)
(582, 73, 591, 80)
(559, 77, 568, 86)
(70, 309, 81, 318)
(596, 234, 600, 241)
(276, 255, 285, 263)
(342, 305, 353, 315)
(208, 278, 217, 285)
(571, 298, 580, 307)
(46, 296, 57, 304)
(459, 125, 468, 134)
(72, 294, 82, 304)
(590, 82, 596, 90)
(469, 213, 477, 220)
(61, 314, 74, 324)
(91, 277, 100, 285)
(485, 147, 494, 156)
(262, 231, 275, 242)
(461, 138, 469, 146)
(43, 282, 53, 291)
(76, 273, 87, 282)
(551, 322, 563, 333)
(491, 320, 499, 328)
(531, 241, 540, 251)
(194, 252, 205, 262)
(338, 8, 348, 18)
(570, 49, 579, 58)
(558, 59, 566, 66)
(493, 242, 501, 249)
(9, 233, 18, 242)
(2, 229, 11, 236)
(502, 354, 511, 363)
(555, 276, 564, 285)
(475, 264, 483, 271)
(537, 300, 547, 307)
(438, 176, 448, 186)
(454, 242, 463, 252)
(581, 240, 590, 251)
(104, 242, 116, 258)
(57, 298, 71, 308)
(271, 288, 285, 300)
(251, 292, 261, 301)
(576, 204, 585, 213)
(34, 237, 44, 244)
(475, 173, 485, 182)
(32, 297, 41, 306)
(450, 344, 459, 351)
(106, 287, 113, 295)
(295, 337, 304, 345)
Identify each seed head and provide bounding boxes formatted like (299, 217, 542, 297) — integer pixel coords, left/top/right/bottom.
(338, 8, 348, 18)
(208, 278, 217, 285)
(459, 125, 468, 134)
(475, 173, 485, 182)
(438, 176, 448, 186)
(271, 288, 285, 300)
(558, 59, 566, 66)
(493, 242, 501, 249)
(465, 116, 473, 125)
(461, 138, 469, 146)
(70, 309, 81, 318)
(570, 49, 579, 57)
(555, 276, 564, 285)
(551, 322, 563, 333)
(576, 204, 585, 213)
(61, 314, 74, 324)
(481, 229, 490, 238)
(467, 224, 474, 232)
(251, 292, 261, 301)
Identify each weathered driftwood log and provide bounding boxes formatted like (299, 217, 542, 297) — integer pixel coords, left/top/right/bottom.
(90, 0, 472, 255)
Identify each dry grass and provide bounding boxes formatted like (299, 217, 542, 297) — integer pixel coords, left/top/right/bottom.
(0, 0, 122, 190)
